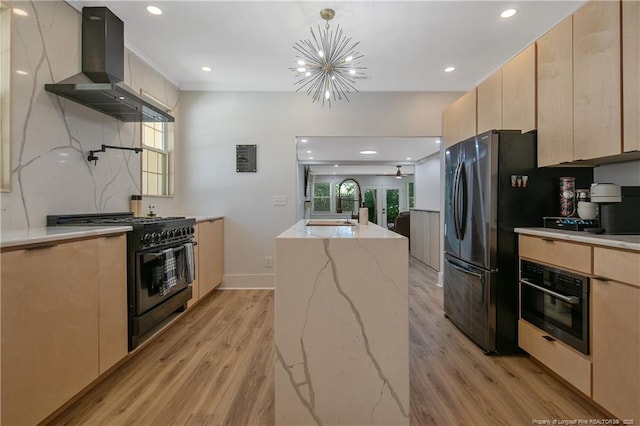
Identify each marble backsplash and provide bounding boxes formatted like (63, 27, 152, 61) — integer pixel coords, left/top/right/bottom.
(0, 1, 178, 230)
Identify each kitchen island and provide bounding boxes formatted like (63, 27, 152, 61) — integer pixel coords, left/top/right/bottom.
(274, 220, 409, 425)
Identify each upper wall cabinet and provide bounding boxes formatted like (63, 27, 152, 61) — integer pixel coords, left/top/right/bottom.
(537, 16, 574, 167)
(443, 89, 477, 147)
(573, 0, 621, 160)
(477, 69, 502, 134)
(502, 44, 536, 133)
(623, 0, 640, 153)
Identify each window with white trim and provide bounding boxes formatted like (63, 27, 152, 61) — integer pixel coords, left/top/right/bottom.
(141, 93, 173, 197)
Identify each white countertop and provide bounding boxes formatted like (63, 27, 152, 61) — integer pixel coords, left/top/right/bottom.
(277, 219, 405, 239)
(515, 227, 640, 251)
(1, 226, 132, 249)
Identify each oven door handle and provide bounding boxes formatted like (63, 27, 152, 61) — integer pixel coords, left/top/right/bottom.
(519, 279, 580, 305)
(141, 241, 197, 263)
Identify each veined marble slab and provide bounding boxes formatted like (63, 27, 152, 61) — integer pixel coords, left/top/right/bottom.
(0, 225, 131, 249)
(275, 220, 409, 425)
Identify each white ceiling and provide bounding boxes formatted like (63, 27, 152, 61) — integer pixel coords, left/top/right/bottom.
(80, 0, 585, 92)
(296, 136, 440, 163)
(309, 164, 415, 176)
(74, 0, 584, 175)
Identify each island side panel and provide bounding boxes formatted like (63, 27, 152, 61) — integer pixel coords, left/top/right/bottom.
(275, 236, 409, 426)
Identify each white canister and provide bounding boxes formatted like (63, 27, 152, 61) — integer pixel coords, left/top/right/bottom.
(359, 207, 369, 225)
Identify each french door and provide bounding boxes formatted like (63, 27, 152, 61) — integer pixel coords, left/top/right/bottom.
(362, 185, 405, 227)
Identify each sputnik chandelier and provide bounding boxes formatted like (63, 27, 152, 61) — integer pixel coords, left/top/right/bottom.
(291, 8, 366, 107)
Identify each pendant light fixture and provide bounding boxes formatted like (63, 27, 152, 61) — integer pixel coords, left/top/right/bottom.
(395, 165, 403, 179)
(291, 8, 366, 107)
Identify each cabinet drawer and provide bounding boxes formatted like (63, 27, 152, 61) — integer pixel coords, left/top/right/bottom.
(518, 320, 591, 396)
(594, 247, 640, 288)
(519, 235, 591, 274)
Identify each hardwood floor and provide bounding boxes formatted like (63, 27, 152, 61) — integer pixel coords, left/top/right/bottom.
(51, 258, 607, 425)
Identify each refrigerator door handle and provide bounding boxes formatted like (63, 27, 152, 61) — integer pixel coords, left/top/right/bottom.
(452, 162, 462, 240)
(458, 162, 467, 240)
(445, 258, 484, 280)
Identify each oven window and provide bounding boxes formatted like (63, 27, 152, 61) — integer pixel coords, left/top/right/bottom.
(521, 285, 583, 339)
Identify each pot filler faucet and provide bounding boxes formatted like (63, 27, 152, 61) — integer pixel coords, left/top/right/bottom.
(336, 178, 363, 219)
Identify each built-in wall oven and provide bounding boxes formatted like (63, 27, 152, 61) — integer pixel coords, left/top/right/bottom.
(519, 260, 589, 354)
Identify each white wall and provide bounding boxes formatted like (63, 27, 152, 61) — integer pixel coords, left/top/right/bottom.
(153, 91, 462, 288)
(594, 160, 640, 186)
(414, 154, 441, 211)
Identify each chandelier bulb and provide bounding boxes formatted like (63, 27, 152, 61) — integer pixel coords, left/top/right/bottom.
(325, 90, 331, 99)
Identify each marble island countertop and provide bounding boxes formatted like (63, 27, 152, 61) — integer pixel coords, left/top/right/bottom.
(515, 227, 640, 251)
(1, 226, 132, 249)
(278, 219, 405, 239)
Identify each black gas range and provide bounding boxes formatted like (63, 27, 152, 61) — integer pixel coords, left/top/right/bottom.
(48, 212, 196, 350)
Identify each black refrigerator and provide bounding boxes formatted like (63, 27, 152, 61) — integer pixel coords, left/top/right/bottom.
(443, 130, 592, 354)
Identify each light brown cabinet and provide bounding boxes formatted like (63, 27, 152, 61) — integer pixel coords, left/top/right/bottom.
(98, 235, 127, 374)
(573, 0, 621, 160)
(502, 44, 536, 132)
(1, 234, 128, 425)
(518, 234, 591, 274)
(198, 218, 224, 297)
(592, 247, 640, 421)
(2, 240, 100, 425)
(537, 15, 574, 167)
(476, 69, 502, 134)
(623, 0, 640, 153)
(409, 210, 440, 271)
(443, 89, 476, 147)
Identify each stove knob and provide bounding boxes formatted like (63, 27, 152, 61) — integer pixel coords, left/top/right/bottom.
(143, 233, 152, 244)
(151, 232, 159, 243)
(189, 226, 195, 235)
(160, 231, 168, 241)
(169, 229, 176, 238)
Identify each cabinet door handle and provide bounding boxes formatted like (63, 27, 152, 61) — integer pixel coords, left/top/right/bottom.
(542, 335, 556, 342)
(104, 234, 124, 239)
(26, 243, 58, 250)
(541, 238, 555, 243)
(592, 276, 609, 282)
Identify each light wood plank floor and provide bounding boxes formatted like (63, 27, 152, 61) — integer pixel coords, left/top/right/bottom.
(51, 258, 607, 425)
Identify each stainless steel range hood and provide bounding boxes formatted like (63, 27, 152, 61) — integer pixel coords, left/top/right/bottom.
(45, 7, 174, 123)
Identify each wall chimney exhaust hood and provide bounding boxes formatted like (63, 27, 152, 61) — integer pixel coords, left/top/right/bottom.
(45, 7, 174, 123)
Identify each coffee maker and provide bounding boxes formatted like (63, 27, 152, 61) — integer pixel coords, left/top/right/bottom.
(591, 184, 640, 234)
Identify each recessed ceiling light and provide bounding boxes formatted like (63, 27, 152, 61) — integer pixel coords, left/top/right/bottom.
(406, 157, 412, 160)
(444, 66, 456, 73)
(360, 150, 377, 155)
(118, 96, 126, 100)
(12, 8, 28, 16)
(501, 8, 517, 18)
(146, 5, 162, 16)
(300, 139, 308, 143)
(306, 150, 312, 154)
(15, 70, 28, 75)
(334, 164, 339, 167)
(201, 66, 212, 72)
(435, 139, 441, 144)
(308, 157, 314, 160)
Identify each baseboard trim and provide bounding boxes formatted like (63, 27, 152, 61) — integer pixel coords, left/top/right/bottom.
(219, 274, 274, 290)
(438, 271, 444, 287)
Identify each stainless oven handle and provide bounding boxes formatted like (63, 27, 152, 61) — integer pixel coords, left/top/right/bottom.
(445, 258, 483, 280)
(141, 241, 197, 263)
(519, 279, 580, 305)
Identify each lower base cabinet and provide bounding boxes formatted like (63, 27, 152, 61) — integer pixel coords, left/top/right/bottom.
(1, 234, 127, 425)
(518, 320, 591, 396)
(189, 218, 224, 308)
(592, 278, 640, 421)
(409, 210, 440, 271)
